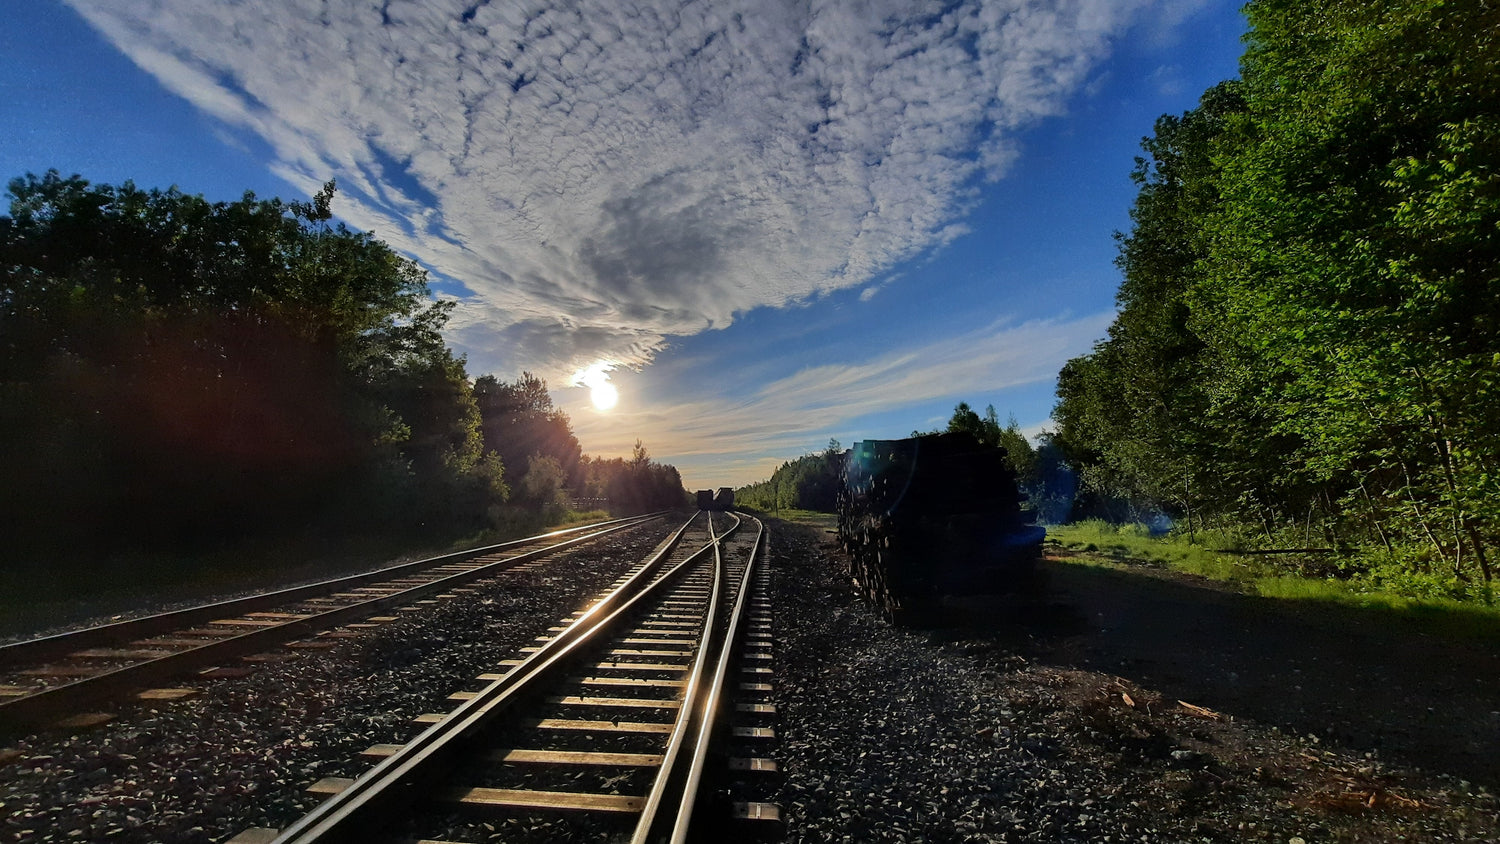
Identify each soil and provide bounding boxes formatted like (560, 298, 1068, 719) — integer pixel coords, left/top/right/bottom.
(1020, 549, 1500, 790)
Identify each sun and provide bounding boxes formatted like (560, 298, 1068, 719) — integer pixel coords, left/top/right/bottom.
(590, 380, 618, 410)
(572, 361, 619, 411)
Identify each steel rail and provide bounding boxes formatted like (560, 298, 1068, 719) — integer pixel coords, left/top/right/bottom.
(667, 515, 765, 843)
(271, 511, 743, 844)
(629, 511, 739, 842)
(0, 514, 664, 730)
(0, 512, 661, 668)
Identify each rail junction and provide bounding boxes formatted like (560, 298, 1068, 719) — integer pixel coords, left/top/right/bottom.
(228, 509, 779, 842)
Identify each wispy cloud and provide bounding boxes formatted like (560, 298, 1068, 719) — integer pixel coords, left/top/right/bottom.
(70, 0, 1152, 378)
(558, 309, 1114, 487)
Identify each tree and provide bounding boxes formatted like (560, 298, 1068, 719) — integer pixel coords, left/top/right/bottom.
(578, 441, 686, 514)
(1194, 0, 1500, 577)
(945, 402, 1039, 494)
(520, 454, 568, 506)
(735, 440, 846, 514)
(473, 372, 584, 491)
(0, 172, 503, 554)
(1050, 0, 1500, 591)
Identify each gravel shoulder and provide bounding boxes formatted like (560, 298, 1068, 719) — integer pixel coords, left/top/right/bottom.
(768, 519, 1500, 843)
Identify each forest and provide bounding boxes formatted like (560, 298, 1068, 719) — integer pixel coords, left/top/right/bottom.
(741, 0, 1497, 605)
(1052, 0, 1499, 600)
(0, 172, 686, 574)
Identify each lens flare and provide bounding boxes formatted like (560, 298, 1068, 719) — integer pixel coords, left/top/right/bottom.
(571, 362, 618, 411)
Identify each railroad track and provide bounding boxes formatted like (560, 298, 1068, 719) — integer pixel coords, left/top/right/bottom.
(233, 509, 779, 843)
(0, 514, 664, 732)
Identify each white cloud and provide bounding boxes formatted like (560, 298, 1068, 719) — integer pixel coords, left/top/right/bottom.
(558, 309, 1114, 488)
(1148, 63, 1184, 98)
(68, 0, 1155, 380)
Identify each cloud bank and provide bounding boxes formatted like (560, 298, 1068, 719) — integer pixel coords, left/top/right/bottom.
(69, 0, 1151, 378)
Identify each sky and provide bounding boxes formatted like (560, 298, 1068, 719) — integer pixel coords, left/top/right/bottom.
(0, 0, 1247, 490)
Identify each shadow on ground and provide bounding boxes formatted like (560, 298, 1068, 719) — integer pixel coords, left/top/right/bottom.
(942, 559, 1500, 789)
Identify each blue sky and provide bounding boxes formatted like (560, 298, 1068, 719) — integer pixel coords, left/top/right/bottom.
(0, 1, 1246, 489)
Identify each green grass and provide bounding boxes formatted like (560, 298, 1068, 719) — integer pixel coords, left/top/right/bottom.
(775, 508, 839, 531)
(1048, 519, 1270, 582)
(1048, 519, 1500, 642)
(743, 507, 838, 532)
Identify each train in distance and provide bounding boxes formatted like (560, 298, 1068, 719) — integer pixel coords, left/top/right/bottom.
(696, 488, 735, 511)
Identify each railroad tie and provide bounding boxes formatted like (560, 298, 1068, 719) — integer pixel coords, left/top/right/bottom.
(728, 757, 779, 772)
(522, 717, 672, 734)
(67, 648, 176, 660)
(546, 695, 681, 709)
(360, 744, 664, 767)
(444, 786, 645, 814)
(733, 802, 782, 822)
(136, 688, 199, 701)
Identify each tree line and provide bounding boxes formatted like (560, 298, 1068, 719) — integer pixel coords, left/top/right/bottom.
(735, 439, 845, 513)
(1050, 0, 1499, 598)
(0, 172, 686, 568)
(736, 406, 1072, 525)
(940, 403, 1072, 525)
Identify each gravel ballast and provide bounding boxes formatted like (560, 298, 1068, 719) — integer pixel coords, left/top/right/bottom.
(767, 520, 1499, 843)
(0, 519, 679, 843)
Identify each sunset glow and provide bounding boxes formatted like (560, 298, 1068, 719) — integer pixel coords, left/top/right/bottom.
(573, 362, 618, 412)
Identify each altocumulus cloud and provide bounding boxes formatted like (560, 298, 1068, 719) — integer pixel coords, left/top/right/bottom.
(69, 0, 1153, 377)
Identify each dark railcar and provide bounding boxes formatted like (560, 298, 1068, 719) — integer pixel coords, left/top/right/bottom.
(697, 488, 735, 511)
(712, 487, 734, 510)
(837, 431, 1045, 622)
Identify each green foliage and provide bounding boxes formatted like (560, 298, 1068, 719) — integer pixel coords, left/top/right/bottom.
(1049, 0, 1500, 594)
(0, 171, 498, 552)
(583, 441, 688, 515)
(1049, 522, 1500, 638)
(1053, 83, 1268, 529)
(945, 403, 1073, 523)
(736, 439, 844, 512)
(762, 509, 839, 531)
(1341, 546, 1497, 604)
(520, 454, 568, 506)
(473, 371, 585, 492)
(1050, 520, 1261, 582)
(0, 169, 695, 601)
(475, 453, 510, 502)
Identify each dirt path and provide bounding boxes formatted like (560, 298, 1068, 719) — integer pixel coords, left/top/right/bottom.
(1011, 555, 1500, 789)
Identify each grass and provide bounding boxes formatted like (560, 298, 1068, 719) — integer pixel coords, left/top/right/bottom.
(1048, 519, 1265, 582)
(737, 507, 839, 532)
(442, 508, 617, 553)
(1048, 519, 1500, 643)
(770, 508, 839, 531)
